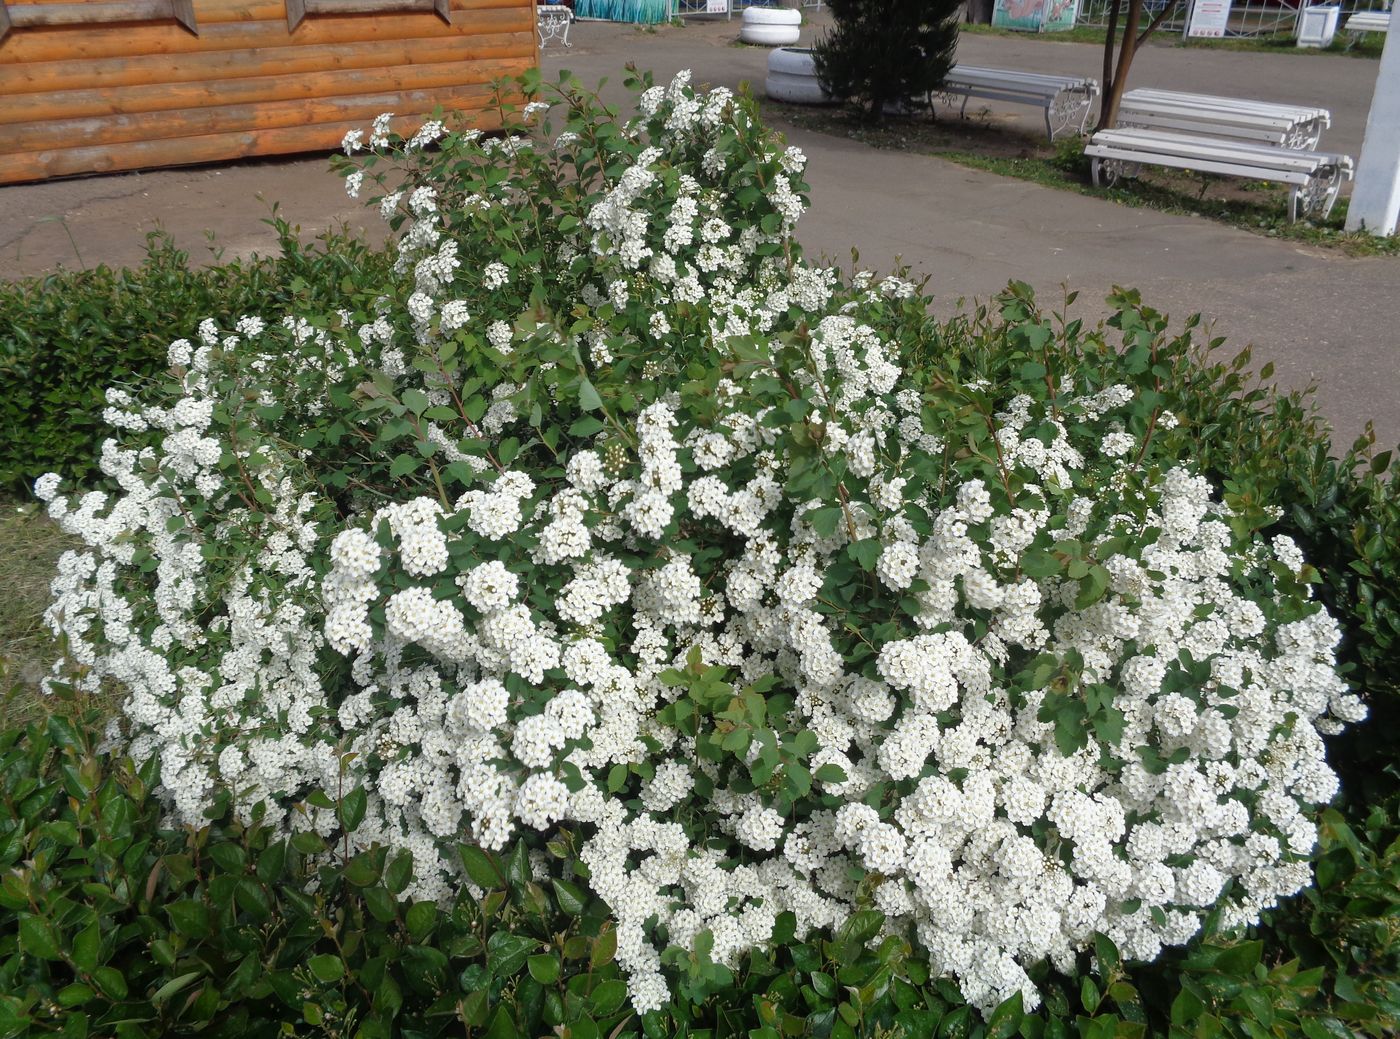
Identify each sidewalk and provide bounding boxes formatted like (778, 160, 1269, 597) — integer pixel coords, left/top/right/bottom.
(548, 16, 1397, 448)
(1, 15, 1394, 446)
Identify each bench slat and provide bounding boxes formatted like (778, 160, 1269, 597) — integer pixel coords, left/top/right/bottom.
(935, 63, 1099, 142)
(1086, 126, 1353, 221)
(1093, 129, 1346, 170)
(1123, 89, 1329, 123)
(1344, 12, 1390, 29)
(948, 65, 1098, 92)
(1086, 148, 1316, 185)
(1117, 88, 1330, 150)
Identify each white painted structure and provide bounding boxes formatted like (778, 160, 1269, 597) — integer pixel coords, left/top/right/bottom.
(1346, 14, 1400, 235)
(1085, 128, 1354, 221)
(1184, 0, 1233, 37)
(739, 6, 800, 45)
(765, 47, 833, 104)
(1343, 9, 1391, 38)
(537, 4, 572, 48)
(1117, 89, 1331, 149)
(1296, 5, 1341, 47)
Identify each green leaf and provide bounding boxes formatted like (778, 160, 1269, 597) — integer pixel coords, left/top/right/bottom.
(405, 901, 437, 939)
(364, 886, 399, 923)
(344, 852, 381, 887)
(1081, 975, 1101, 1014)
(92, 966, 128, 1000)
(390, 453, 420, 479)
(578, 378, 603, 412)
(1075, 564, 1110, 609)
(257, 840, 288, 883)
(385, 849, 414, 894)
(235, 877, 272, 920)
(1093, 933, 1120, 973)
(552, 878, 588, 916)
(986, 991, 1023, 1039)
(341, 785, 367, 831)
(308, 954, 345, 983)
(507, 840, 531, 888)
(485, 1003, 520, 1039)
(487, 931, 536, 978)
(527, 953, 560, 984)
(459, 845, 502, 889)
(848, 538, 881, 571)
(809, 506, 844, 538)
(56, 983, 95, 1008)
(19, 916, 62, 960)
(569, 416, 605, 437)
(70, 922, 100, 972)
(837, 909, 885, 947)
(591, 925, 617, 968)
(1214, 940, 1263, 975)
(166, 899, 212, 938)
(1019, 550, 1061, 578)
(589, 979, 628, 1016)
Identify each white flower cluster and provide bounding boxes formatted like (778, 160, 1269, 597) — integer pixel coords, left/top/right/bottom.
(39, 71, 1363, 1021)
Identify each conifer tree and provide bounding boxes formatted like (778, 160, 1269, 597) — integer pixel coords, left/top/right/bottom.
(813, 0, 961, 122)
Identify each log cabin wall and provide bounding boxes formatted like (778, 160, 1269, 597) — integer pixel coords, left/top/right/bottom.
(0, 0, 539, 184)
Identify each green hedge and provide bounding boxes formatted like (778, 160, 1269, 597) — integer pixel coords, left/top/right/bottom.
(2, 689, 1397, 1039)
(1, 262, 1398, 1035)
(0, 225, 390, 495)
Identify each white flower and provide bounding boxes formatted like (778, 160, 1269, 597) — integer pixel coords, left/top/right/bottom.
(53, 75, 1361, 1024)
(483, 263, 510, 290)
(33, 472, 62, 502)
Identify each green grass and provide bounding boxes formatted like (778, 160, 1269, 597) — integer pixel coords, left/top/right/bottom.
(958, 21, 1388, 58)
(0, 497, 79, 727)
(764, 101, 1400, 256)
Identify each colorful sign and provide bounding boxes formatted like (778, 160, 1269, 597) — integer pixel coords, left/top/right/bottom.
(992, 0, 1080, 33)
(1186, 0, 1233, 37)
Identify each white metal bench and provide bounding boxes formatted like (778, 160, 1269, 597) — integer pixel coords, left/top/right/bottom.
(1084, 128, 1354, 222)
(537, 3, 571, 48)
(1118, 88, 1331, 151)
(937, 65, 1101, 142)
(1343, 10, 1391, 38)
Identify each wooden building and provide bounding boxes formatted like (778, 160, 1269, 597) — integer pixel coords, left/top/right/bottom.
(0, 0, 538, 184)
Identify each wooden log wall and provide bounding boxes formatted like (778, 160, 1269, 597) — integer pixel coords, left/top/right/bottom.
(0, 0, 538, 184)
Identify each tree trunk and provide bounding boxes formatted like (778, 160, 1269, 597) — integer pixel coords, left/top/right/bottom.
(1096, 0, 1183, 131)
(1100, 0, 1121, 125)
(964, 0, 994, 25)
(1102, 0, 1143, 129)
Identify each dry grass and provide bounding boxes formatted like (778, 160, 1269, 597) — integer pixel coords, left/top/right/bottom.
(0, 496, 79, 726)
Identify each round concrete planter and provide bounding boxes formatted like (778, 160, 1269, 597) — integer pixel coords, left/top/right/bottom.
(739, 6, 801, 46)
(765, 47, 833, 105)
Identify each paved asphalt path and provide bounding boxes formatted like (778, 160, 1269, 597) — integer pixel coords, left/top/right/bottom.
(1, 14, 1395, 446)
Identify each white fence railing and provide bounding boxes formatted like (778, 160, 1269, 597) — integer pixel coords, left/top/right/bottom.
(1073, 0, 1389, 37)
(671, 0, 822, 18)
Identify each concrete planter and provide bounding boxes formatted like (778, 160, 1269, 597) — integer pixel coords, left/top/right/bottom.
(1296, 5, 1341, 47)
(765, 47, 834, 104)
(740, 6, 801, 46)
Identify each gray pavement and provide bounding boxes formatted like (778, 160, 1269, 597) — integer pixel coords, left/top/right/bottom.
(1, 15, 1395, 446)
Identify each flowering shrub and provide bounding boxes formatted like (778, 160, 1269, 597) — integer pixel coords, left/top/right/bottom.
(0, 225, 390, 494)
(36, 71, 1365, 1018)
